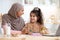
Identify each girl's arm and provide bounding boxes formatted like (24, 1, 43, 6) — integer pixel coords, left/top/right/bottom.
(22, 24, 28, 34)
(40, 25, 49, 35)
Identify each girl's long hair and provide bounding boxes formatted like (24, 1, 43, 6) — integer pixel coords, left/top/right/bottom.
(30, 7, 43, 25)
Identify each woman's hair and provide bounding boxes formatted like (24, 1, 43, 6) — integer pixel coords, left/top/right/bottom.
(30, 7, 43, 25)
(8, 3, 23, 18)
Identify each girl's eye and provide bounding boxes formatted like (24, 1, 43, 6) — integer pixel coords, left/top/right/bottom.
(33, 15, 37, 17)
(33, 16, 35, 17)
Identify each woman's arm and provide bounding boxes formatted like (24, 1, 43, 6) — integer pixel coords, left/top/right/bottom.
(2, 25, 21, 35)
(11, 30, 21, 35)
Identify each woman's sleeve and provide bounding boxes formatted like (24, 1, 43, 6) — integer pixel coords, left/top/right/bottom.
(2, 15, 8, 34)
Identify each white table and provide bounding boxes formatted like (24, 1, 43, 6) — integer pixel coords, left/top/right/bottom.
(0, 35, 60, 40)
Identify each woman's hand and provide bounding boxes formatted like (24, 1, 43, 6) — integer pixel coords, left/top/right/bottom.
(11, 30, 22, 36)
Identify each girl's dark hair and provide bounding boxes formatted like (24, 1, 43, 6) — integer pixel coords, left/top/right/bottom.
(30, 7, 43, 25)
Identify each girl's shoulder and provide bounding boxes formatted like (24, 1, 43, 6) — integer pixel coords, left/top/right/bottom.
(40, 25, 47, 30)
(38, 24, 47, 29)
(38, 23, 43, 27)
(25, 23, 33, 28)
(25, 23, 31, 26)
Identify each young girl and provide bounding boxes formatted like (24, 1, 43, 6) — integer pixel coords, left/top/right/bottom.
(22, 7, 48, 35)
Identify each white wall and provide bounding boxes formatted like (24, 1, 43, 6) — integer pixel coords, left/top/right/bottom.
(0, 0, 23, 14)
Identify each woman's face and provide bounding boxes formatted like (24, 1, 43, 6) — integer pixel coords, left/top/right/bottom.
(30, 13, 38, 23)
(17, 7, 24, 17)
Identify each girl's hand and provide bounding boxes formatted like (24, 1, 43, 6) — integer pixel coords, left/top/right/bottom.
(40, 29, 49, 35)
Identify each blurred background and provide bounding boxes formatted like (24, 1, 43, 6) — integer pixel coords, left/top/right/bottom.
(0, 0, 60, 35)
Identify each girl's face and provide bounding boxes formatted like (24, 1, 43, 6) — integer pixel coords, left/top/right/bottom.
(30, 13, 38, 23)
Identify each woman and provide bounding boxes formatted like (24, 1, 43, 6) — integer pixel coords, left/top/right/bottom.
(22, 7, 48, 35)
(2, 3, 25, 35)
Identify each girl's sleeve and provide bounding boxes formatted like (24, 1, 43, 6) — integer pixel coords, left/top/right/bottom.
(40, 25, 49, 35)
